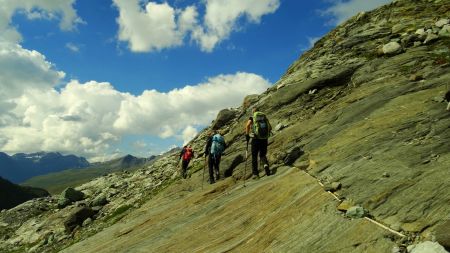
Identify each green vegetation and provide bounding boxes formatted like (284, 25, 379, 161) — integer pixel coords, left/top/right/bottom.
(22, 157, 150, 195)
(106, 204, 133, 223)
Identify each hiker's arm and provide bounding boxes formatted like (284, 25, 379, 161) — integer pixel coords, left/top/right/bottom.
(245, 118, 252, 142)
(204, 137, 212, 156)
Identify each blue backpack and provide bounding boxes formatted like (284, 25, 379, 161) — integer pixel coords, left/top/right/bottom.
(210, 134, 225, 156)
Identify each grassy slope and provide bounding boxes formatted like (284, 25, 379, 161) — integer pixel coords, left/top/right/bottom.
(22, 158, 150, 195)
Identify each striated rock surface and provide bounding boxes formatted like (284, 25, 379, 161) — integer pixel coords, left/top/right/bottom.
(1, 1, 450, 252)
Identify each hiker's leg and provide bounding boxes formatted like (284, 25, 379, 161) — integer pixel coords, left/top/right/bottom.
(214, 155, 221, 180)
(208, 155, 215, 183)
(260, 139, 270, 176)
(182, 160, 188, 178)
(251, 139, 259, 175)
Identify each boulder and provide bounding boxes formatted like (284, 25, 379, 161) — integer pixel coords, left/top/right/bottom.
(223, 154, 245, 178)
(439, 25, 450, 38)
(424, 33, 439, 44)
(409, 74, 423, 82)
(284, 147, 304, 166)
(337, 200, 354, 212)
(211, 109, 237, 130)
(64, 206, 95, 232)
(91, 195, 108, 207)
(415, 28, 426, 37)
(383, 42, 402, 55)
(346, 206, 367, 219)
(324, 182, 342, 192)
(435, 220, 450, 250)
(57, 198, 71, 209)
(61, 188, 84, 202)
(242, 94, 259, 111)
(435, 19, 449, 28)
(407, 241, 448, 253)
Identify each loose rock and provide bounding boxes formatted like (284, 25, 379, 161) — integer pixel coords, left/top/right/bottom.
(61, 188, 85, 202)
(435, 19, 449, 28)
(346, 206, 367, 219)
(407, 241, 448, 253)
(435, 220, 450, 250)
(64, 207, 95, 232)
(424, 33, 439, 44)
(383, 42, 402, 55)
(439, 25, 450, 38)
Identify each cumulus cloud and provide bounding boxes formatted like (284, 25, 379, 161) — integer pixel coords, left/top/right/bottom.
(0, 0, 83, 43)
(112, 0, 280, 52)
(193, 0, 280, 52)
(0, 41, 65, 116)
(322, 0, 392, 25)
(113, 0, 186, 52)
(0, 71, 270, 160)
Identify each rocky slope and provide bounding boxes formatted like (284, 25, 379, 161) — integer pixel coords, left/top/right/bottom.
(1, 0, 450, 252)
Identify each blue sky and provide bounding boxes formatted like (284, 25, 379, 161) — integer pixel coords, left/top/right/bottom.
(0, 0, 391, 161)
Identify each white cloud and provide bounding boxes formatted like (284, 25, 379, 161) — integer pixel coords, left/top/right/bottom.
(193, 0, 280, 52)
(65, 42, 80, 52)
(113, 0, 186, 52)
(182, 126, 198, 145)
(0, 0, 83, 43)
(112, 0, 280, 53)
(0, 41, 65, 115)
(0, 70, 270, 160)
(323, 0, 392, 25)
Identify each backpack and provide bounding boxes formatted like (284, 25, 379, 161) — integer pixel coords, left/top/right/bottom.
(183, 147, 193, 161)
(210, 134, 225, 156)
(253, 112, 270, 139)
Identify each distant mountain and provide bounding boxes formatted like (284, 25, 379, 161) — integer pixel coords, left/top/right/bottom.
(22, 155, 155, 194)
(0, 152, 89, 183)
(0, 176, 50, 210)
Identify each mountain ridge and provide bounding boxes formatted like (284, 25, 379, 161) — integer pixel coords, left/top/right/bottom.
(0, 152, 89, 183)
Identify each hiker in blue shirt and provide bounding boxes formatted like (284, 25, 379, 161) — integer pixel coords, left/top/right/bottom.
(204, 130, 227, 184)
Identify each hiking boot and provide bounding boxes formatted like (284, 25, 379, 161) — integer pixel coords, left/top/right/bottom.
(215, 171, 220, 181)
(252, 174, 260, 180)
(209, 178, 215, 184)
(264, 164, 271, 176)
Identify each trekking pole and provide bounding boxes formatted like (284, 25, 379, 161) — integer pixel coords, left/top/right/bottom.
(202, 156, 207, 190)
(243, 140, 249, 187)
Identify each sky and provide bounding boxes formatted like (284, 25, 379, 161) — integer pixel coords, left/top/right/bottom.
(0, 0, 392, 162)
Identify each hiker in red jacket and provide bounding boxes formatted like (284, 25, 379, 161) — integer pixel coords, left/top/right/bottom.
(179, 145, 194, 179)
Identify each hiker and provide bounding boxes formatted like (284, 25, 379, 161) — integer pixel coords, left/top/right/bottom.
(204, 130, 226, 184)
(245, 107, 272, 179)
(179, 145, 194, 179)
(445, 90, 450, 111)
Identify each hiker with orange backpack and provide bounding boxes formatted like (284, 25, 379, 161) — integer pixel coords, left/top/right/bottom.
(204, 130, 226, 184)
(179, 145, 194, 179)
(245, 107, 272, 179)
